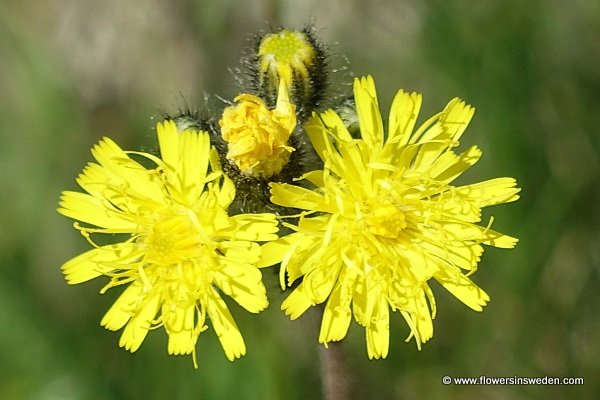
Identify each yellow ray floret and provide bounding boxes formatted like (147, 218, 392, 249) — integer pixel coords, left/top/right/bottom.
(58, 120, 280, 366)
(266, 76, 520, 359)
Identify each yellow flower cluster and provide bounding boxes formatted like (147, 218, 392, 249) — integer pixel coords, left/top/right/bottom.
(58, 28, 520, 367)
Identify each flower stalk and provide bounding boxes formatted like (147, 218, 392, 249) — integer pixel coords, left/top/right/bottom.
(320, 342, 351, 400)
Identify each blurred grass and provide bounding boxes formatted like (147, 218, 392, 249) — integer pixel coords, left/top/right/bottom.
(1, 0, 598, 399)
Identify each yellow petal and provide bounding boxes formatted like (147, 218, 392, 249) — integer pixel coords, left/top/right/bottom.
(481, 229, 519, 248)
(272, 232, 321, 288)
(274, 79, 297, 129)
(412, 290, 434, 344)
(118, 293, 161, 352)
(157, 120, 180, 174)
(354, 76, 384, 149)
(437, 194, 483, 223)
(281, 285, 313, 320)
(455, 178, 521, 207)
(410, 142, 447, 173)
(206, 288, 246, 361)
(319, 273, 355, 343)
(284, 234, 327, 284)
(435, 272, 490, 311)
(62, 243, 138, 284)
(304, 113, 329, 161)
(352, 277, 373, 327)
(300, 170, 325, 187)
(101, 283, 142, 331)
(434, 219, 517, 249)
(306, 108, 355, 171)
(91, 137, 164, 204)
(365, 294, 390, 359)
(408, 110, 443, 145)
(58, 191, 135, 231)
(179, 128, 210, 202)
(415, 98, 474, 146)
(387, 90, 422, 147)
(396, 246, 439, 283)
(230, 213, 279, 241)
(430, 145, 482, 183)
(213, 262, 268, 313)
(258, 234, 298, 268)
(445, 243, 483, 271)
(335, 141, 372, 195)
(270, 182, 329, 212)
(165, 305, 199, 355)
(75, 162, 109, 199)
(216, 175, 236, 208)
(302, 260, 341, 304)
(219, 241, 261, 264)
(319, 108, 353, 142)
(439, 97, 475, 143)
(407, 99, 474, 173)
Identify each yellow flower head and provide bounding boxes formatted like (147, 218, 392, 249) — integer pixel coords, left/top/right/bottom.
(258, 29, 316, 96)
(58, 120, 279, 366)
(267, 76, 520, 359)
(220, 80, 296, 178)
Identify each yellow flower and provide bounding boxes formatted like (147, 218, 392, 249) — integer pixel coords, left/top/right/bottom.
(220, 80, 296, 177)
(58, 120, 279, 366)
(266, 76, 520, 359)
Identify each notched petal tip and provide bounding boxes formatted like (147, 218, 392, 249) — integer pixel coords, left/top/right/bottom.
(483, 230, 519, 249)
(388, 89, 422, 146)
(436, 274, 490, 312)
(281, 288, 313, 320)
(167, 332, 197, 356)
(116, 294, 160, 352)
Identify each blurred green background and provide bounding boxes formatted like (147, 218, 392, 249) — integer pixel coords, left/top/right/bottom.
(1, 0, 598, 399)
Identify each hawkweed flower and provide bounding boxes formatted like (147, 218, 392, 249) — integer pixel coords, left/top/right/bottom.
(266, 76, 520, 359)
(58, 120, 279, 366)
(220, 80, 297, 178)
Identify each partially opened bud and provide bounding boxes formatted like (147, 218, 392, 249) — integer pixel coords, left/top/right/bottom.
(220, 80, 296, 178)
(255, 28, 327, 118)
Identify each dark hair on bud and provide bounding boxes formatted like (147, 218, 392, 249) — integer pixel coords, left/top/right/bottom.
(235, 25, 330, 123)
(157, 27, 353, 224)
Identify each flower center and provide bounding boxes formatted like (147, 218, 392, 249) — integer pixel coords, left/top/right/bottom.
(363, 200, 407, 239)
(142, 209, 204, 266)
